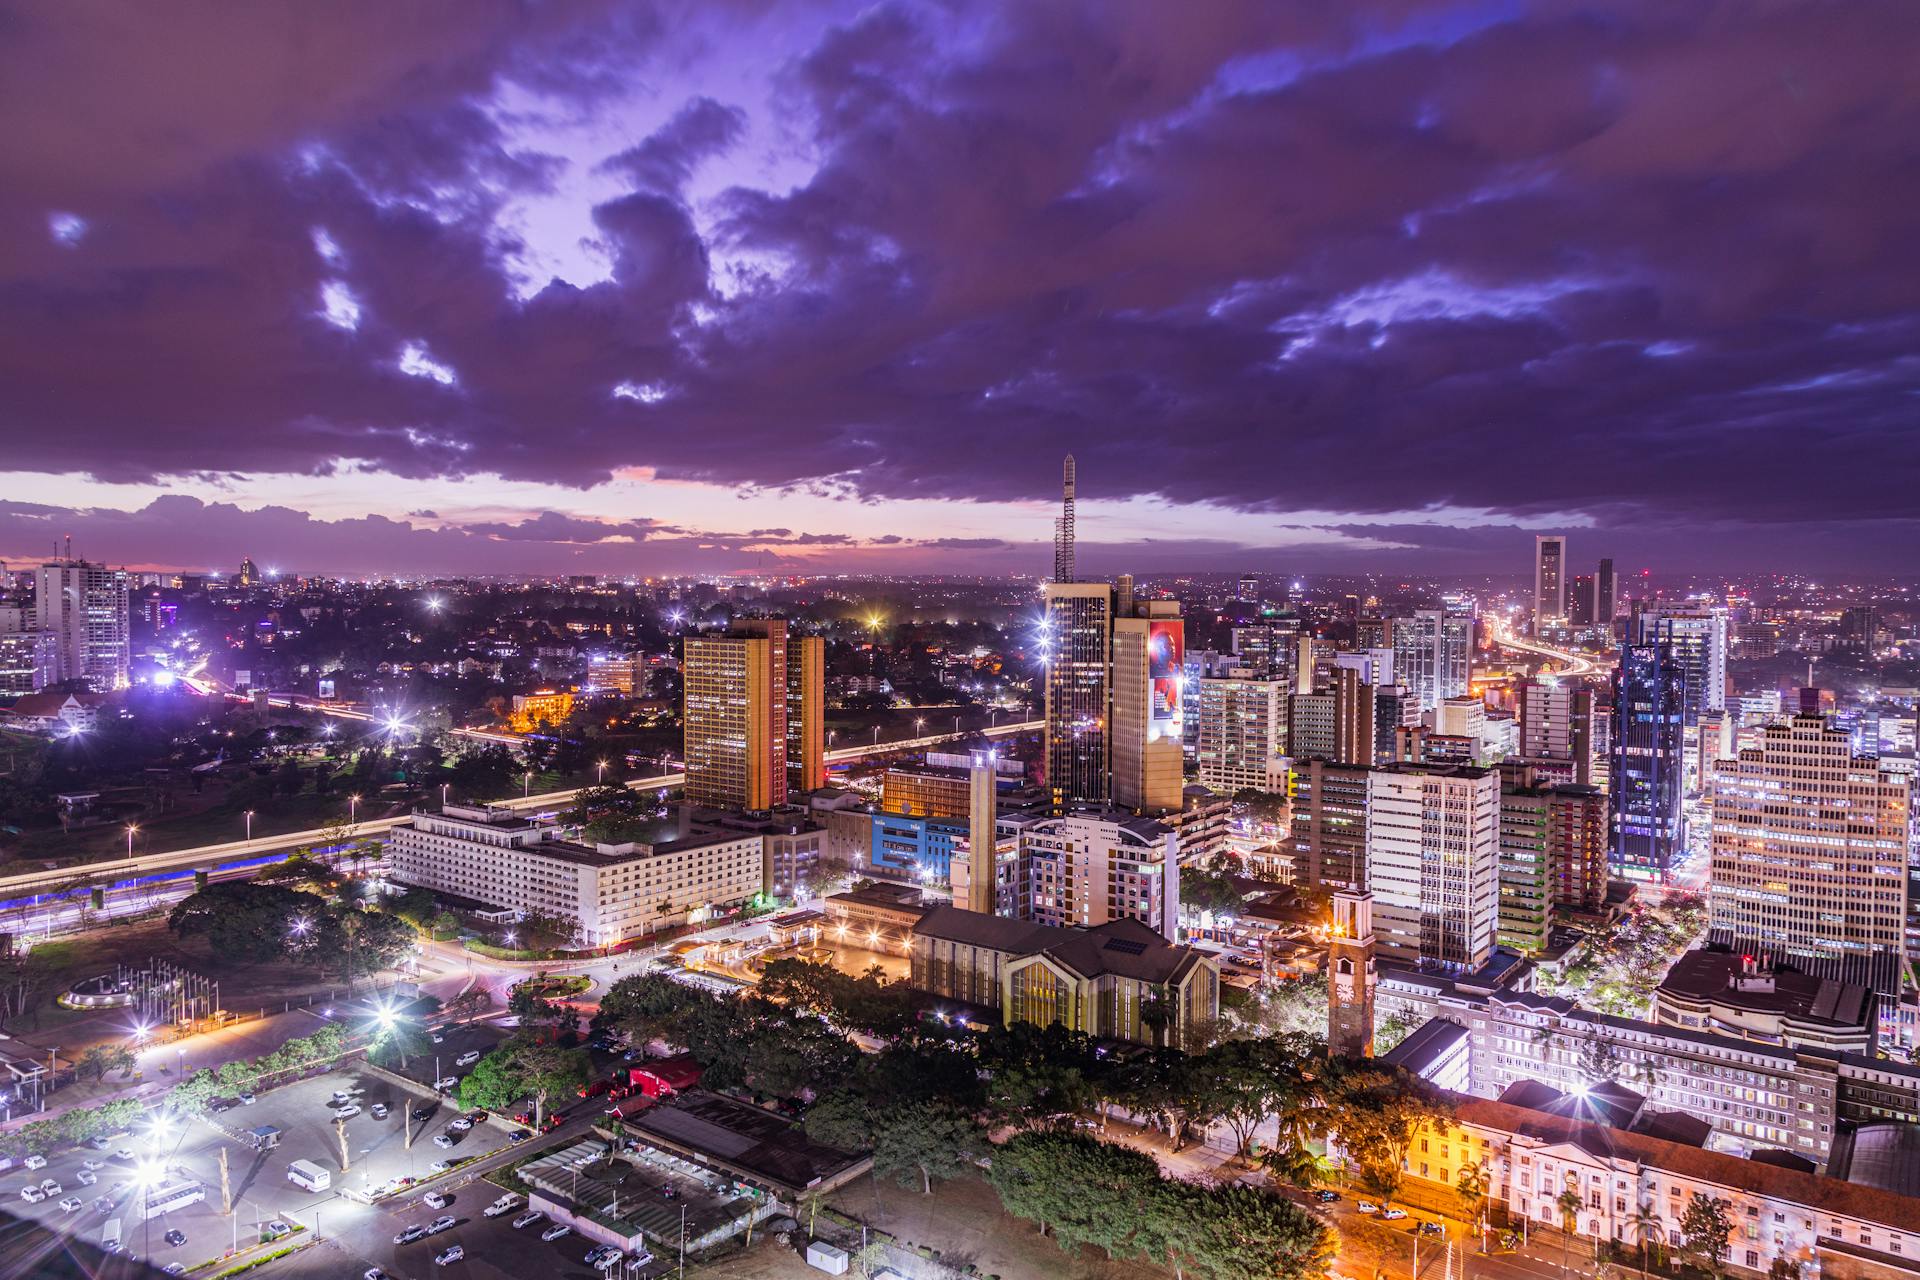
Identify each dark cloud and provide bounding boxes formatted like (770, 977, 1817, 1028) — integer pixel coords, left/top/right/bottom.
(598, 96, 749, 196)
(1, 1, 1916, 570)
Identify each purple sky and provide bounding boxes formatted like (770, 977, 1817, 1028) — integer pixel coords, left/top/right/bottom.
(2, 1, 1916, 578)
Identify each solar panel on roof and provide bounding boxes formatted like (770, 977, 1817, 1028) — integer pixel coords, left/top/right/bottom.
(1102, 938, 1148, 955)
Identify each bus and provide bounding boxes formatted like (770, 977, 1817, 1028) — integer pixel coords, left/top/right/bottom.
(141, 1182, 207, 1219)
(285, 1160, 331, 1192)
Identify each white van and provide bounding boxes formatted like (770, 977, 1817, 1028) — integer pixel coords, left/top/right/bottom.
(286, 1160, 332, 1192)
(102, 1218, 122, 1251)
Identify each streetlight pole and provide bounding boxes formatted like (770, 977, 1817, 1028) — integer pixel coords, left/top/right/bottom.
(244, 810, 254, 842)
(125, 824, 138, 860)
(348, 794, 359, 831)
(523, 771, 532, 798)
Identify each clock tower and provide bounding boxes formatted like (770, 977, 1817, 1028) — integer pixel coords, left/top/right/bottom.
(1328, 890, 1377, 1058)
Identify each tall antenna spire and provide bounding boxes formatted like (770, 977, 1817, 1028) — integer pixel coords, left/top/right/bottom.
(1052, 454, 1076, 583)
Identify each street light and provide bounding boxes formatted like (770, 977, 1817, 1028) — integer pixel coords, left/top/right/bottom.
(244, 810, 254, 842)
(523, 771, 532, 798)
(596, 760, 607, 783)
(125, 824, 138, 860)
(348, 794, 360, 829)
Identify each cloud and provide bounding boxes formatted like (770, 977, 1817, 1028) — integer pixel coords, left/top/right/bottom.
(0, 1, 1915, 570)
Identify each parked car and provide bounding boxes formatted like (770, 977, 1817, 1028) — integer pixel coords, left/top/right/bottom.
(484, 1195, 522, 1218)
(370, 1103, 389, 1119)
(1382, 1208, 1408, 1221)
(511, 1210, 545, 1230)
(431, 1032, 445, 1043)
(427, 1215, 456, 1235)
(332, 1104, 362, 1119)
(164, 1229, 187, 1247)
(39, 1180, 61, 1195)
(424, 1192, 449, 1210)
(412, 1106, 436, 1122)
(434, 1245, 465, 1266)
(57, 1197, 82, 1213)
(541, 1223, 572, 1242)
(238, 1092, 256, 1105)
(264, 1221, 293, 1240)
(434, 1076, 460, 1091)
(163, 1266, 187, 1276)
(508, 1129, 532, 1144)
(92, 1197, 114, 1213)
(81, 1159, 103, 1172)
(455, 1051, 480, 1067)
(394, 1225, 428, 1245)
(1315, 1190, 1341, 1203)
(75, 1170, 97, 1187)
(429, 1160, 452, 1175)
(433, 1134, 455, 1149)
(448, 1118, 472, 1133)
(330, 1090, 355, 1103)
(1356, 1201, 1379, 1215)
(1417, 1222, 1445, 1237)
(466, 1110, 487, 1123)
(20, 1186, 45, 1204)
(22, 1155, 46, 1171)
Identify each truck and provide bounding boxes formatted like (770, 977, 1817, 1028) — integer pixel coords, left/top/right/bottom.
(285, 1160, 331, 1192)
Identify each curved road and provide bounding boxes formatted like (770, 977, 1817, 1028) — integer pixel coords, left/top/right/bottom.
(1486, 617, 1604, 678)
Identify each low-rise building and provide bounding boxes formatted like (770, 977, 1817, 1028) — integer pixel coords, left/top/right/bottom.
(389, 805, 767, 946)
(910, 905, 1218, 1050)
(1654, 949, 1876, 1056)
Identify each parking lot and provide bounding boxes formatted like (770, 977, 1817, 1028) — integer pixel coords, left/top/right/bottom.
(374, 1019, 511, 1096)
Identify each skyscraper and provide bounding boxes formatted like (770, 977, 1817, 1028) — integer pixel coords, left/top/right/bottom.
(1110, 601, 1185, 811)
(681, 618, 823, 810)
(1709, 712, 1912, 993)
(1634, 605, 1729, 727)
(1052, 454, 1076, 584)
(1042, 581, 1114, 809)
(1594, 557, 1617, 624)
(1366, 763, 1502, 970)
(1533, 535, 1567, 630)
(1609, 643, 1686, 881)
(1289, 757, 1371, 891)
(1392, 608, 1472, 713)
(34, 558, 129, 689)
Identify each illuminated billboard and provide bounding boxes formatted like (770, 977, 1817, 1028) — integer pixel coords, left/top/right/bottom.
(1147, 619, 1183, 742)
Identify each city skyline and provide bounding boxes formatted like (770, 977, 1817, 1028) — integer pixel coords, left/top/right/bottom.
(4, 3, 1918, 575)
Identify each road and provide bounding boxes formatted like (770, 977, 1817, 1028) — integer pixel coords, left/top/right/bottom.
(0, 720, 1043, 903)
(1485, 617, 1603, 679)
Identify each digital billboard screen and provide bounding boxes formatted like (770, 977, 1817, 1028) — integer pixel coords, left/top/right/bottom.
(1148, 619, 1183, 742)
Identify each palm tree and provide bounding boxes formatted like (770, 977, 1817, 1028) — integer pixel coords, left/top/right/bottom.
(1630, 1204, 1665, 1280)
(1456, 1162, 1492, 1255)
(1557, 1181, 1585, 1280)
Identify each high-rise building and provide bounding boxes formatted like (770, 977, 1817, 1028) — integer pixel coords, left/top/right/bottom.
(681, 618, 823, 811)
(1327, 891, 1376, 1058)
(1195, 674, 1290, 795)
(1518, 677, 1595, 783)
(1017, 811, 1179, 939)
(1634, 605, 1728, 727)
(1289, 758, 1370, 890)
(0, 630, 57, 696)
(1609, 643, 1686, 882)
(1566, 574, 1595, 626)
(1110, 603, 1184, 812)
(1041, 582, 1114, 809)
(1365, 764, 1501, 970)
(1709, 712, 1912, 994)
(1288, 690, 1336, 761)
(1392, 608, 1472, 713)
(1372, 684, 1419, 765)
(1052, 454, 1076, 584)
(237, 557, 259, 587)
(1230, 625, 1278, 675)
(1499, 777, 1609, 953)
(34, 558, 130, 689)
(1332, 668, 1375, 766)
(1236, 575, 1259, 603)
(1595, 558, 1617, 624)
(1533, 535, 1567, 630)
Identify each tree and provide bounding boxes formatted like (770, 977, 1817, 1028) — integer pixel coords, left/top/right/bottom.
(871, 1101, 984, 1195)
(1345, 1217, 1408, 1280)
(510, 1041, 592, 1126)
(1326, 1063, 1451, 1213)
(455, 1049, 530, 1114)
(1678, 1196, 1732, 1280)
(1557, 1180, 1585, 1278)
(1630, 1203, 1666, 1280)
(169, 882, 329, 962)
(987, 1130, 1160, 1259)
(1165, 1180, 1335, 1280)
(1457, 1161, 1492, 1252)
(369, 1016, 432, 1071)
(76, 1045, 113, 1083)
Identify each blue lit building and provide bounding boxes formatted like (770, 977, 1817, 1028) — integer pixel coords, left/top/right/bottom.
(1609, 643, 1686, 882)
(869, 811, 968, 882)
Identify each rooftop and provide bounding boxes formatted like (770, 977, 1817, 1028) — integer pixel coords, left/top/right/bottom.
(623, 1090, 869, 1198)
(1659, 948, 1873, 1029)
(913, 906, 1207, 986)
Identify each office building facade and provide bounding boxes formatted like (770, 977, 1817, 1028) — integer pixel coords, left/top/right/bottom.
(1393, 608, 1472, 713)
(1709, 713, 1912, 994)
(1533, 535, 1567, 630)
(1365, 764, 1501, 970)
(681, 619, 824, 811)
(34, 559, 130, 689)
(1610, 643, 1686, 882)
(1634, 605, 1729, 727)
(1194, 673, 1290, 794)
(1290, 758, 1370, 890)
